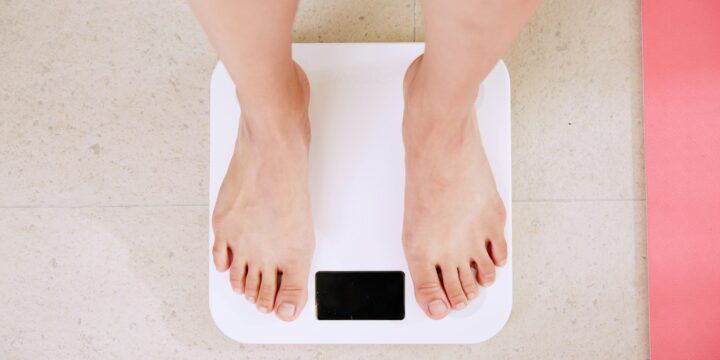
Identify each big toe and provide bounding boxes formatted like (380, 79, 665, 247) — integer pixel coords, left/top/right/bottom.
(273, 266, 310, 322)
(408, 262, 451, 320)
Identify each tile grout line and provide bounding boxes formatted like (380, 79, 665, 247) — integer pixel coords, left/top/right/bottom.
(0, 204, 207, 209)
(0, 198, 646, 210)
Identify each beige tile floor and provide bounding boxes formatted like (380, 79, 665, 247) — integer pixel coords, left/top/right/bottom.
(0, 0, 647, 358)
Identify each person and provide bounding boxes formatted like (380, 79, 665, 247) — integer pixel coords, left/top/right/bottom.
(190, 0, 539, 321)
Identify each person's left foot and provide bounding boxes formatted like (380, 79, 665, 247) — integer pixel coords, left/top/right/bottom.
(401, 56, 508, 320)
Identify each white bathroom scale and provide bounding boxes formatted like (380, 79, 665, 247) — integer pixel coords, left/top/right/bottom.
(208, 43, 512, 344)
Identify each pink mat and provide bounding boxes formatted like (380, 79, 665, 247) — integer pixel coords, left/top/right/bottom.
(643, 0, 720, 359)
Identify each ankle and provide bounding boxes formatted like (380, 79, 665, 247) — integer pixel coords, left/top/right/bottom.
(402, 92, 478, 152)
(239, 113, 310, 151)
(402, 109, 475, 160)
(404, 53, 482, 116)
(402, 55, 480, 158)
(237, 63, 311, 150)
(241, 66, 308, 114)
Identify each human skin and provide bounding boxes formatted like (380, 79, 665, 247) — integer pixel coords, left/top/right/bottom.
(189, 0, 539, 321)
(402, 0, 539, 319)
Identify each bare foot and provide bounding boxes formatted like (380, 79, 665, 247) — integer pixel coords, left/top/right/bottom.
(211, 63, 315, 322)
(402, 56, 508, 320)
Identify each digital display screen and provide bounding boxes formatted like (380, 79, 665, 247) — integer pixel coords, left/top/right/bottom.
(315, 271, 405, 320)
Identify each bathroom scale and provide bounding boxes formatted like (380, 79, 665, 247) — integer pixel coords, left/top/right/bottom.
(208, 43, 512, 344)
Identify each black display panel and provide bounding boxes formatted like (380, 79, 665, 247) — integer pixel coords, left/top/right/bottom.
(315, 271, 405, 320)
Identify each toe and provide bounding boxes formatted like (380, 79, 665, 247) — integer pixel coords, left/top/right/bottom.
(440, 264, 468, 310)
(274, 266, 310, 322)
(459, 264, 478, 301)
(408, 263, 450, 319)
(488, 233, 508, 267)
(256, 268, 278, 314)
(228, 259, 247, 294)
(212, 239, 231, 272)
(244, 265, 261, 304)
(474, 247, 497, 287)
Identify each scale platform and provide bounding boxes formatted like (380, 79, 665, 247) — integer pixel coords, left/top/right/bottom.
(208, 43, 512, 344)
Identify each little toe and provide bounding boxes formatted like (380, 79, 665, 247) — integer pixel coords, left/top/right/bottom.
(212, 240, 231, 272)
(488, 233, 508, 267)
(228, 260, 247, 294)
(408, 263, 451, 319)
(256, 268, 278, 314)
(473, 249, 496, 287)
(244, 265, 261, 304)
(274, 267, 310, 322)
(441, 265, 468, 310)
(459, 264, 478, 301)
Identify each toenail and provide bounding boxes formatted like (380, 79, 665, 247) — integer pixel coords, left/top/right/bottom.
(467, 292, 476, 300)
(233, 287, 242, 294)
(499, 259, 507, 267)
(278, 303, 296, 318)
(482, 279, 495, 287)
(246, 295, 256, 304)
(258, 306, 270, 313)
(428, 300, 448, 316)
(455, 302, 467, 310)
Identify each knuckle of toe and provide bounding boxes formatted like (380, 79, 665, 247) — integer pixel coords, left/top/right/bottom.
(462, 280, 476, 290)
(448, 289, 466, 302)
(481, 270, 496, 280)
(481, 261, 496, 271)
(416, 282, 444, 297)
(245, 288, 258, 296)
(244, 278, 257, 288)
(278, 285, 305, 297)
(493, 240, 508, 252)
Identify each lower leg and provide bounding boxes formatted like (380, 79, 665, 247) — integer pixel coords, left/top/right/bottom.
(410, 0, 540, 118)
(189, 0, 307, 136)
(403, 0, 539, 319)
(189, 0, 315, 322)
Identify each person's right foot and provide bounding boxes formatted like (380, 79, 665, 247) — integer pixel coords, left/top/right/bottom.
(211, 63, 315, 322)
